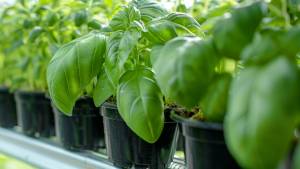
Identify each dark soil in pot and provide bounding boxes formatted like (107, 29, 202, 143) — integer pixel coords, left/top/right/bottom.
(15, 91, 55, 137)
(52, 97, 105, 151)
(0, 87, 17, 128)
(101, 102, 179, 169)
(171, 112, 240, 169)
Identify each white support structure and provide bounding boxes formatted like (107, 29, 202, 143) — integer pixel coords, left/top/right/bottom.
(0, 128, 118, 169)
(0, 128, 185, 169)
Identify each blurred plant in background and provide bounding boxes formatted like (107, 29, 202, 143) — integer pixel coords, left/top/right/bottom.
(0, 0, 127, 91)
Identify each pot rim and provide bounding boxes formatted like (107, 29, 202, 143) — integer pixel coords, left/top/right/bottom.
(101, 102, 177, 123)
(0, 86, 10, 93)
(170, 111, 223, 131)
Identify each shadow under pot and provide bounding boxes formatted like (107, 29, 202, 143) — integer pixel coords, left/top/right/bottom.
(101, 102, 179, 169)
(52, 97, 105, 151)
(0, 87, 17, 128)
(171, 112, 240, 169)
(14, 91, 55, 137)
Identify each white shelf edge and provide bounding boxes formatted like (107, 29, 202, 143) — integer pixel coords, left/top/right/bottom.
(0, 128, 118, 169)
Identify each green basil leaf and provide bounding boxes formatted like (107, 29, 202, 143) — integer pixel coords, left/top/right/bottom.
(117, 67, 164, 143)
(93, 32, 126, 106)
(74, 10, 88, 27)
(47, 32, 106, 115)
(288, 0, 300, 17)
(280, 26, 300, 57)
(200, 73, 232, 123)
(144, 19, 177, 44)
(145, 13, 201, 44)
(225, 57, 300, 169)
(109, 5, 141, 31)
(88, 19, 102, 30)
(133, 0, 168, 23)
(153, 37, 218, 108)
(150, 45, 163, 65)
(118, 28, 141, 67)
(29, 26, 44, 43)
(23, 19, 34, 29)
(241, 29, 284, 65)
(46, 11, 59, 26)
(93, 65, 119, 107)
(213, 2, 266, 59)
(165, 12, 201, 35)
(104, 32, 125, 81)
(242, 27, 300, 65)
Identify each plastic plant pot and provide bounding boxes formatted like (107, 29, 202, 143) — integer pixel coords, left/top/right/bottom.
(176, 125, 185, 152)
(0, 87, 17, 128)
(101, 102, 179, 169)
(14, 91, 55, 137)
(171, 112, 240, 169)
(52, 97, 105, 151)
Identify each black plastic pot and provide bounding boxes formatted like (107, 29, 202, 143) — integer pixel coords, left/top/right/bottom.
(176, 125, 185, 152)
(101, 102, 179, 169)
(52, 98, 105, 151)
(15, 91, 55, 137)
(0, 87, 17, 128)
(171, 112, 240, 169)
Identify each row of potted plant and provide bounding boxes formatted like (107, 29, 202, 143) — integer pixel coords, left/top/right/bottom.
(0, 0, 121, 151)
(1, 0, 300, 169)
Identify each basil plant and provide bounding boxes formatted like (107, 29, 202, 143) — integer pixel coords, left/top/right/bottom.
(47, 0, 202, 143)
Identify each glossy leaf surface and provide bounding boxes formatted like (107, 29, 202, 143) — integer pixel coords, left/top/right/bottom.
(47, 32, 106, 115)
(117, 67, 164, 143)
(201, 73, 232, 122)
(145, 13, 201, 44)
(225, 57, 300, 169)
(213, 2, 266, 59)
(153, 36, 218, 108)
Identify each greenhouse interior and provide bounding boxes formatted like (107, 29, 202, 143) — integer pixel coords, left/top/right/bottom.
(0, 0, 300, 169)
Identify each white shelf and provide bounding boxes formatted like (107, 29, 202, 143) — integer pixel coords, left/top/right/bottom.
(0, 128, 117, 169)
(0, 128, 186, 169)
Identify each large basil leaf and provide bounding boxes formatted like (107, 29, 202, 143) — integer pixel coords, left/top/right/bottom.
(145, 13, 201, 45)
(117, 67, 164, 143)
(153, 36, 218, 108)
(47, 32, 106, 115)
(213, 2, 266, 60)
(200, 73, 232, 123)
(225, 57, 300, 169)
(150, 45, 163, 65)
(241, 29, 284, 65)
